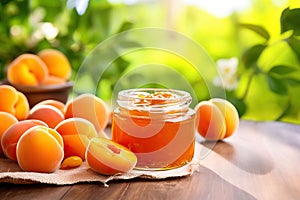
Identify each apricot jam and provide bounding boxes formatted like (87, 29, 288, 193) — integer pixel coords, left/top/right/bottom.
(112, 88, 196, 170)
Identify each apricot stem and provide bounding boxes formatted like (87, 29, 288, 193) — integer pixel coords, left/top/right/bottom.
(275, 97, 291, 121)
(241, 71, 255, 101)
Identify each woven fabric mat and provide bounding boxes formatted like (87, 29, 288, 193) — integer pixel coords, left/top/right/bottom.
(0, 143, 202, 186)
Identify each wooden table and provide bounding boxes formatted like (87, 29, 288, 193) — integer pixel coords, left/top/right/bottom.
(1, 120, 300, 200)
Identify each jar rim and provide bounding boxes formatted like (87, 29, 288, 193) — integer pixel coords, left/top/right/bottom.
(116, 88, 192, 111)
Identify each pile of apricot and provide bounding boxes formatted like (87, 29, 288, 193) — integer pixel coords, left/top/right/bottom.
(0, 85, 137, 174)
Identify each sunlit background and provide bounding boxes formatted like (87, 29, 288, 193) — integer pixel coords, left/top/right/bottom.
(0, 0, 300, 123)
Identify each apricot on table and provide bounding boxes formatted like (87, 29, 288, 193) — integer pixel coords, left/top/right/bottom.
(195, 101, 226, 141)
(16, 125, 64, 173)
(0, 85, 30, 120)
(38, 49, 71, 81)
(194, 98, 239, 141)
(55, 118, 99, 160)
(0, 112, 18, 156)
(209, 98, 239, 139)
(27, 105, 64, 128)
(1, 119, 48, 161)
(64, 94, 110, 133)
(7, 54, 48, 86)
(86, 137, 137, 175)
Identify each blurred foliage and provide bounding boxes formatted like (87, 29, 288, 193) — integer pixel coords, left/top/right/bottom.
(0, 0, 134, 99)
(0, 0, 300, 123)
(237, 7, 300, 123)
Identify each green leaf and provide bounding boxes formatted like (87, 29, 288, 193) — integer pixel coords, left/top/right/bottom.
(228, 97, 247, 117)
(117, 21, 134, 33)
(242, 44, 267, 69)
(286, 36, 300, 62)
(268, 65, 297, 76)
(0, 0, 10, 6)
(118, 40, 142, 49)
(266, 75, 288, 95)
(240, 23, 270, 41)
(281, 7, 300, 36)
(284, 78, 300, 86)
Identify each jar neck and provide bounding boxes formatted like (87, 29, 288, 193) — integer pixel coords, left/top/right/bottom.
(115, 88, 192, 117)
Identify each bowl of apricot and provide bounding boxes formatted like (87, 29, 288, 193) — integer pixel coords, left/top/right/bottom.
(3, 49, 73, 107)
(6, 81, 73, 108)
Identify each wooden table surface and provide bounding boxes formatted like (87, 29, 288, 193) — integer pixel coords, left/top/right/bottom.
(0, 120, 300, 200)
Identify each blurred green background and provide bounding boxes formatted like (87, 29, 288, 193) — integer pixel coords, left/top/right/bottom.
(1, 0, 300, 124)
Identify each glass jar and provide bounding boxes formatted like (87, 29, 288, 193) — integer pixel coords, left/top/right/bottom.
(112, 88, 196, 170)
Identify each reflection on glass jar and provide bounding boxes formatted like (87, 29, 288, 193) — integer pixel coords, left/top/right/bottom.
(112, 88, 196, 170)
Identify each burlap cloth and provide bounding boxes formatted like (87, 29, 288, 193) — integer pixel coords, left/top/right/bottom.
(0, 143, 202, 186)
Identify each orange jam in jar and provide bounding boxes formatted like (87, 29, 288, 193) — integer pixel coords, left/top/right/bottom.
(112, 88, 196, 170)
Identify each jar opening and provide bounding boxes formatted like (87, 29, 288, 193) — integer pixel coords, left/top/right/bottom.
(116, 88, 192, 112)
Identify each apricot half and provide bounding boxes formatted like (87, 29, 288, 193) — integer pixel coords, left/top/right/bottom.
(86, 137, 137, 175)
(1, 119, 47, 161)
(0, 112, 18, 156)
(16, 126, 64, 173)
(28, 105, 64, 128)
(7, 54, 48, 86)
(55, 118, 99, 160)
(0, 85, 30, 120)
(195, 98, 239, 141)
(64, 94, 109, 132)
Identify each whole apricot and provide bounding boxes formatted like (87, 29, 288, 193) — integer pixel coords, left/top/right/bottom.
(195, 98, 239, 141)
(0, 85, 30, 120)
(64, 94, 110, 132)
(0, 112, 18, 156)
(34, 99, 65, 115)
(16, 126, 64, 173)
(195, 101, 226, 141)
(55, 118, 99, 160)
(209, 98, 239, 139)
(38, 49, 71, 80)
(86, 137, 137, 175)
(7, 54, 48, 86)
(1, 119, 48, 161)
(28, 105, 64, 128)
